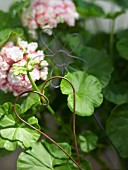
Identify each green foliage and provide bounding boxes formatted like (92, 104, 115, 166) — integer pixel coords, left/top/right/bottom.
(114, 0, 128, 8)
(21, 92, 40, 113)
(0, 28, 23, 47)
(61, 71, 103, 116)
(63, 35, 113, 88)
(74, 0, 105, 17)
(0, 0, 128, 169)
(0, 103, 40, 150)
(117, 38, 128, 60)
(17, 140, 91, 170)
(106, 104, 128, 158)
(103, 81, 128, 104)
(79, 130, 98, 153)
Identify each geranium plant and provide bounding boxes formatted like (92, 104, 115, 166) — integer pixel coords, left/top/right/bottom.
(0, 0, 128, 170)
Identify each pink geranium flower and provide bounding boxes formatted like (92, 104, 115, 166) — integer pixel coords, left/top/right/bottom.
(0, 38, 48, 96)
(22, 0, 79, 37)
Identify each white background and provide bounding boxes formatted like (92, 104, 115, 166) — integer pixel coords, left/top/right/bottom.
(0, 0, 13, 11)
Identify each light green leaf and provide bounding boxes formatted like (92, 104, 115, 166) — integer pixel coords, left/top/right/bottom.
(60, 71, 103, 116)
(1, 127, 40, 148)
(0, 28, 23, 46)
(0, 103, 40, 150)
(0, 103, 16, 127)
(21, 92, 40, 113)
(43, 140, 71, 159)
(17, 139, 92, 170)
(17, 140, 70, 170)
(106, 104, 128, 158)
(0, 135, 18, 151)
(79, 130, 98, 153)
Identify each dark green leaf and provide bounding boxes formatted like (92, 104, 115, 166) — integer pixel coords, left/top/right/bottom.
(0, 90, 15, 105)
(117, 29, 128, 39)
(106, 104, 128, 158)
(80, 47, 113, 88)
(64, 37, 113, 88)
(113, 0, 128, 8)
(116, 38, 128, 60)
(103, 81, 128, 104)
(60, 71, 103, 116)
(79, 130, 98, 153)
(75, 0, 105, 17)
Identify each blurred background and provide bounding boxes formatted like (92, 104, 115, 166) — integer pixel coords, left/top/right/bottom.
(0, 0, 127, 169)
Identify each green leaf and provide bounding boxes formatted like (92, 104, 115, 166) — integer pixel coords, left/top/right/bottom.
(17, 140, 70, 170)
(0, 135, 18, 151)
(0, 103, 40, 150)
(113, 0, 128, 8)
(79, 130, 98, 153)
(65, 37, 113, 88)
(0, 103, 16, 127)
(106, 104, 128, 158)
(43, 140, 71, 159)
(21, 92, 40, 113)
(117, 29, 128, 39)
(0, 10, 10, 30)
(104, 10, 125, 19)
(17, 140, 91, 170)
(0, 90, 15, 105)
(75, 0, 104, 17)
(60, 71, 103, 116)
(0, 28, 23, 46)
(116, 38, 128, 60)
(103, 81, 128, 105)
(80, 47, 113, 88)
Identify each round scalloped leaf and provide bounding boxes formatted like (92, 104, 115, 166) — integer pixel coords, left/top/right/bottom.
(60, 71, 103, 116)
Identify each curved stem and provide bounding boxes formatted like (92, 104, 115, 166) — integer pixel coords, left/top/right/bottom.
(14, 88, 82, 170)
(27, 72, 55, 115)
(41, 76, 81, 169)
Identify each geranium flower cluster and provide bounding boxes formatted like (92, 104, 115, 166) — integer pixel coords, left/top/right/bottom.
(0, 38, 48, 96)
(22, 0, 79, 37)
